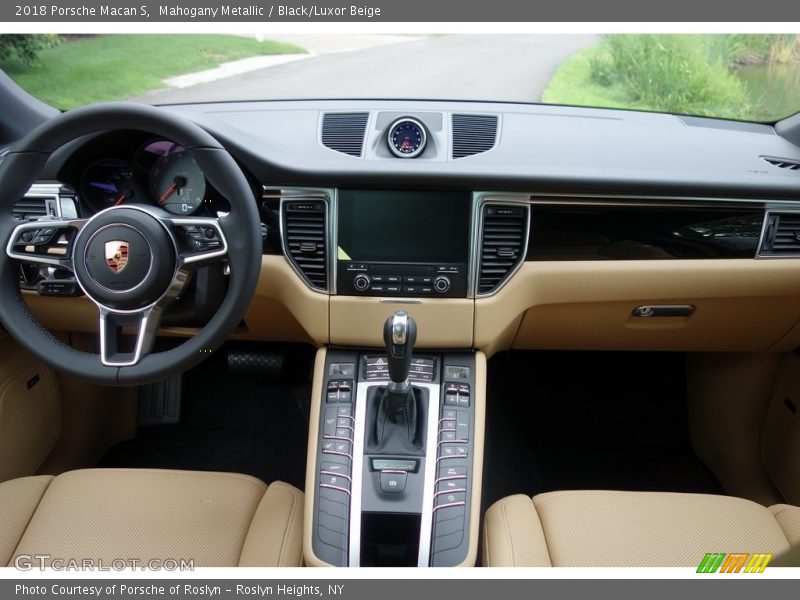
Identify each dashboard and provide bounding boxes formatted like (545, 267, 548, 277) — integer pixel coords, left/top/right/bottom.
(12, 99, 800, 356)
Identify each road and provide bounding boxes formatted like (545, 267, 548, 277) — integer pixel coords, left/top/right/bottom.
(137, 34, 598, 105)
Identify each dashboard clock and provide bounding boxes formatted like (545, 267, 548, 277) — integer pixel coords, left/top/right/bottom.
(387, 117, 427, 158)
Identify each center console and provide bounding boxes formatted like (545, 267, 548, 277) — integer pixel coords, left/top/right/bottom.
(304, 314, 485, 567)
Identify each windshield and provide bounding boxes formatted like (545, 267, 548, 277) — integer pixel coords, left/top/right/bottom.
(1, 33, 799, 121)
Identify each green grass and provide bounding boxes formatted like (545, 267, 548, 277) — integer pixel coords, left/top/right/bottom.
(0, 35, 304, 109)
(541, 45, 637, 112)
(542, 35, 797, 121)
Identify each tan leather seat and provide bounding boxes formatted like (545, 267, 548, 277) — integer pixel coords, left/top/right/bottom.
(0, 468, 303, 567)
(483, 490, 800, 567)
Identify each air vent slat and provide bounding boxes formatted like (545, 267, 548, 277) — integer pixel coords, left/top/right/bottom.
(763, 156, 800, 172)
(13, 196, 51, 220)
(452, 114, 498, 159)
(476, 204, 528, 295)
(321, 113, 369, 157)
(759, 212, 800, 256)
(282, 199, 328, 291)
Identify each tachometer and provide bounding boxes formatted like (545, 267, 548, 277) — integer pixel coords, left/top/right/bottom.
(387, 118, 427, 158)
(80, 159, 137, 212)
(141, 140, 206, 215)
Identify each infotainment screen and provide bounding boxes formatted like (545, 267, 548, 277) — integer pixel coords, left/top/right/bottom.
(337, 190, 471, 263)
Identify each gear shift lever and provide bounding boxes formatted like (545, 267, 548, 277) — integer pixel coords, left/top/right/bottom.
(367, 311, 422, 452)
(384, 311, 417, 394)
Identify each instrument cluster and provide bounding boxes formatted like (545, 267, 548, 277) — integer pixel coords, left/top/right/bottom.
(76, 137, 226, 216)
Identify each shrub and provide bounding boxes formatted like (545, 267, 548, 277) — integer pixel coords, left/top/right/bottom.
(0, 35, 60, 66)
(596, 35, 752, 119)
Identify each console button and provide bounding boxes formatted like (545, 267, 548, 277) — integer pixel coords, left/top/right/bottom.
(435, 491, 466, 508)
(336, 427, 353, 439)
(337, 405, 352, 418)
(440, 430, 456, 442)
(386, 275, 401, 283)
(320, 462, 350, 476)
(323, 408, 337, 437)
(333, 441, 351, 455)
(386, 285, 401, 293)
(319, 485, 350, 507)
(379, 471, 407, 494)
(320, 473, 350, 492)
(444, 393, 458, 406)
(434, 504, 465, 523)
(353, 273, 370, 291)
(439, 465, 467, 478)
(370, 285, 384, 292)
(434, 513, 464, 538)
(433, 529, 464, 552)
(442, 409, 457, 420)
(437, 478, 467, 493)
(433, 276, 451, 293)
(456, 412, 470, 441)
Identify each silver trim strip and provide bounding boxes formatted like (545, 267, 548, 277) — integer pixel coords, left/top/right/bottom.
(470, 193, 532, 298)
(274, 187, 336, 294)
(348, 378, 440, 568)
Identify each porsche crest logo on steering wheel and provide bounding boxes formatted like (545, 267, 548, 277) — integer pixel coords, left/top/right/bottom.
(104, 241, 130, 274)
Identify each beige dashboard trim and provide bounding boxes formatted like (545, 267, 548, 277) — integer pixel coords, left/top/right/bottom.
(330, 296, 474, 348)
(22, 255, 800, 356)
(459, 350, 485, 567)
(474, 259, 800, 357)
(303, 347, 332, 567)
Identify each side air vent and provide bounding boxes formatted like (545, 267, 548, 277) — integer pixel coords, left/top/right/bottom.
(759, 212, 800, 256)
(321, 112, 369, 157)
(13, 196, 51, 220)
(476, 203, 529, 295)
(762, 156, 800, 171)
(281, 197, 329, 291)
(452, 114, 499, 159)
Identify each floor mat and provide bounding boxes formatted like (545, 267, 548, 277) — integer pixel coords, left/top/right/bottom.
(100, 344, 314, 490)
(481, 350, 723, 514)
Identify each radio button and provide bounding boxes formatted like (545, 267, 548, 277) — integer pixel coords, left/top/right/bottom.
(353, 273, 371, 291)
(433, 276, 451, 293)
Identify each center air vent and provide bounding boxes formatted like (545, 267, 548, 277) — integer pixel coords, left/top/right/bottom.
(759, 212, 800, 256)
(476, 202, 529, 295)
(762, 157, 800, 171)
(452, 114, 498, 159)
(281, 198, 329, 291)
(321, 112, 369, 157)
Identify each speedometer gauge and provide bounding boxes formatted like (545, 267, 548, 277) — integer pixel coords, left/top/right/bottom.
(387, 118, 427, 158)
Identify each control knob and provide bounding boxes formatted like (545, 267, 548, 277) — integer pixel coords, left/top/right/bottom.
(433, 275, 451, 294)
(353, 273, 371, 291)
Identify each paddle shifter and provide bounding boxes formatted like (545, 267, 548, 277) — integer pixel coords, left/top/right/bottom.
(366, 311, 424, 454)
(384, 311, 416, 393)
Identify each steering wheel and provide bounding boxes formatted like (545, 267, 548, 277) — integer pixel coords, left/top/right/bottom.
(0, 103, 262, 386)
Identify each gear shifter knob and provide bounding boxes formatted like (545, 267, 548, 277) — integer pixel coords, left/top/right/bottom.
(383, 311, 417, 392)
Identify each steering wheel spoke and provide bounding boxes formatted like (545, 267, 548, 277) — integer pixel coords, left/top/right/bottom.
(98, 305, 163, 367)
(6, 218, 88, 270)
(166, 216, 228, 268)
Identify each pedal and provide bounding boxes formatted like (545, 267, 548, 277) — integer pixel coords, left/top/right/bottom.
(227, 349, 284, 382)
(138, 375, 182, 426)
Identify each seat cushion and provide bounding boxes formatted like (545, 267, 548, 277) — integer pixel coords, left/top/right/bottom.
(483, 490, 800, 567)
(1, 468, 303, 567)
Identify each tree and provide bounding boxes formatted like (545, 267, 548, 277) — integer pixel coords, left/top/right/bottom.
(0, 35, 60, 66)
